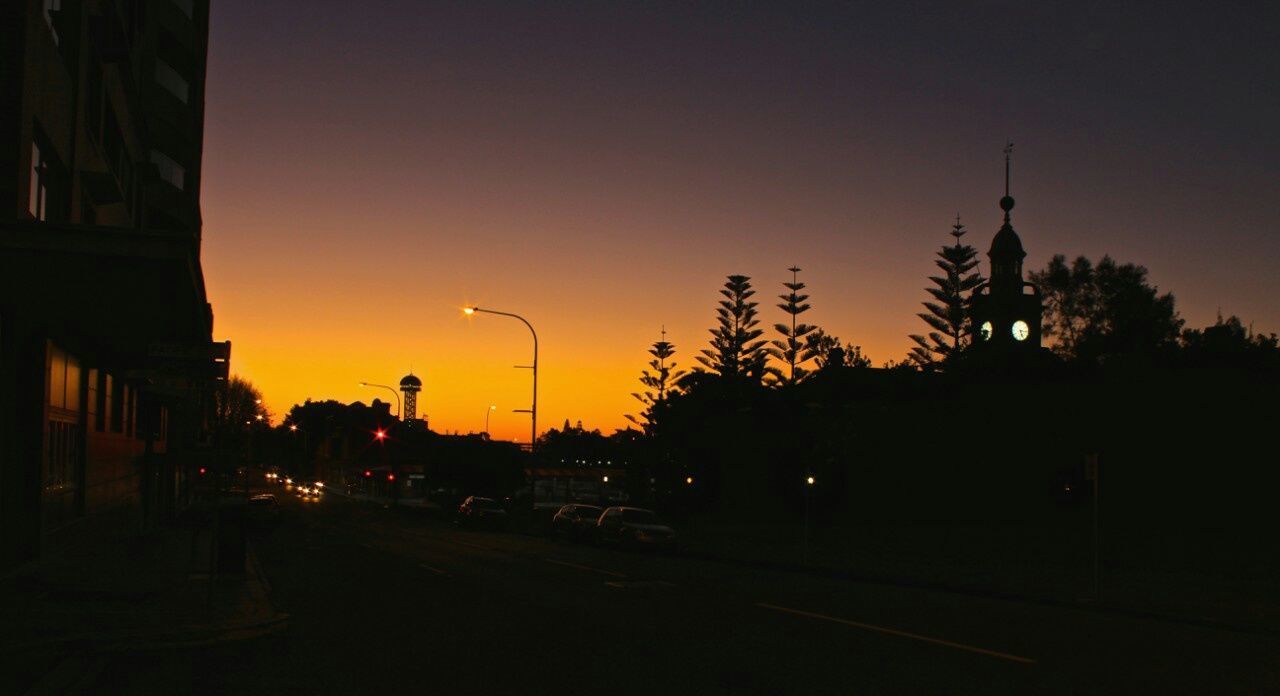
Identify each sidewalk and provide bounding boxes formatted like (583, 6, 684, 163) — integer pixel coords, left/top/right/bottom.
(0, 499, 286, 694)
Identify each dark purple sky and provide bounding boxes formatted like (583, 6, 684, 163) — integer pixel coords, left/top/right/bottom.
(200, 1, 1280, 433)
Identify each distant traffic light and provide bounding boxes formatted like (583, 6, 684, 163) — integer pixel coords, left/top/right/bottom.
(364, 470, 372, 478)
(198, 467, 207, 475)
(387, 473, 396, 481)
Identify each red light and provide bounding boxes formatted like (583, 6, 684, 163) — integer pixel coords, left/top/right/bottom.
(364, 470, 372, 478)
(387, 473, 395, 481)
(198, 467, 207, 475)
(374, 429, 386, 441)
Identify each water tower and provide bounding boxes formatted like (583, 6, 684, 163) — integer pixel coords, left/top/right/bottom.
(399, 373, 422, 422)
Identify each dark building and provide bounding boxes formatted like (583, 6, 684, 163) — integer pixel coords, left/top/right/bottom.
(969, 153, 1043, 354)
(0, 0, 218, 569)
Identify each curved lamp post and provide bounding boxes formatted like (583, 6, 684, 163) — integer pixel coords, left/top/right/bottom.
(484, 404, 497, 437)
(463, 307, 537, 451)
(359, 381, 401, 419)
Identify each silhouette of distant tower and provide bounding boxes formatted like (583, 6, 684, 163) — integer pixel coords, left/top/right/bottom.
(399, 373, 422, 422)
(970, 143, 1043, 351)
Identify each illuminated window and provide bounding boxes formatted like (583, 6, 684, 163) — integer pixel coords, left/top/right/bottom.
(46, 345, 81, 412)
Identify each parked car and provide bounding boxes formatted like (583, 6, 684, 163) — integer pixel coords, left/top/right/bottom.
(551, 504, 603, 539)
(594, 507, 675, 549)
(456, 496, 508, 528)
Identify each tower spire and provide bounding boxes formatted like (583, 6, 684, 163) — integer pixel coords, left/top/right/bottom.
(1000, 142, 1015, 224)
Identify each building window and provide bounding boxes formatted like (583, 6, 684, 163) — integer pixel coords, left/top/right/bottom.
(104, 373, 115, 432)
(111, 381, 125, 433)
(124, 385, 133, 437)
(29, 142, 49, 220)
(155, 59, 190, 103)
(29, 132, 66, 222)
(87, 368, 99, 424)
(44, 0, 61, 45)
(151, 150, 185, 190)
(86, 55, 104, 143)
(81, 193, 97, 225)
(46, 344, 81, 413)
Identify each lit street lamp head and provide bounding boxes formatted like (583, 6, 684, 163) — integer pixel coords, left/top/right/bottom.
(463, 307, 476, 316)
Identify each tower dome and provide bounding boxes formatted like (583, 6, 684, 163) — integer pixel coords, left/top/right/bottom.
(399, 373, 422, 422)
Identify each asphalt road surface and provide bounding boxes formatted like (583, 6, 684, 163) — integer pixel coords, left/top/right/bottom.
(92, 490, 1278, 695)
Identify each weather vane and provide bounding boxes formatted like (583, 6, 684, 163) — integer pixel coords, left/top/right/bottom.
(1004, 141, 1014, 197)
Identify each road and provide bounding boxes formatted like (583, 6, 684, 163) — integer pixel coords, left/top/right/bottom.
(92, 490, 1277, 694)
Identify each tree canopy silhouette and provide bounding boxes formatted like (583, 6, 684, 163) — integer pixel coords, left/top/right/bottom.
(1030, 254, 1183, 363)
(805, 328, 872, 369)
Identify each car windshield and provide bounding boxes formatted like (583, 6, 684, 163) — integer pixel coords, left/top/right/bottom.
(621, 509, 657, 523)
(472, 498, 501, 510)
(576, 507, 601, 517)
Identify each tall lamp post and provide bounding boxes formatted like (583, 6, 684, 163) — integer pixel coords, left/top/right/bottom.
(463, 307, 538, 452)
(359, 381, 401, 420)
(484, 404, 497, 437)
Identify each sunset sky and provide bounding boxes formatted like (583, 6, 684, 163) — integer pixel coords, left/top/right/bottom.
(199, 2, 1279, 441)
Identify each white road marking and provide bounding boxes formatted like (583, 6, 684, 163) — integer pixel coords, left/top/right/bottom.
(543, 558, 628, 578)
(605, 580, 675, 589)
(755, 602, 1037, 665)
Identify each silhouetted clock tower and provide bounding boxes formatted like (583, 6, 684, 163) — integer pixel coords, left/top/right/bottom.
(970, 144, 1042, 352)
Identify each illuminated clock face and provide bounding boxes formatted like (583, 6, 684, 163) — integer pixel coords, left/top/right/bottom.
(980, 322, 993, 341)
(1012, 320, 1030, 341)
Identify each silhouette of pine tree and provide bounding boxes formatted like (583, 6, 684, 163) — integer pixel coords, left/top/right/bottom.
(770, 266, 818, 385)
(626, 329, 685, 435)
(909, 217, 984, 367)
(697, 275, 769, 381)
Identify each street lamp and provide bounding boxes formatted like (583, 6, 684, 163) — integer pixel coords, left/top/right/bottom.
(803, 474, 816, 564)
(463, 306, 538, 452)
(484, 404, 496, 436)
(359, 381, 401, 419)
